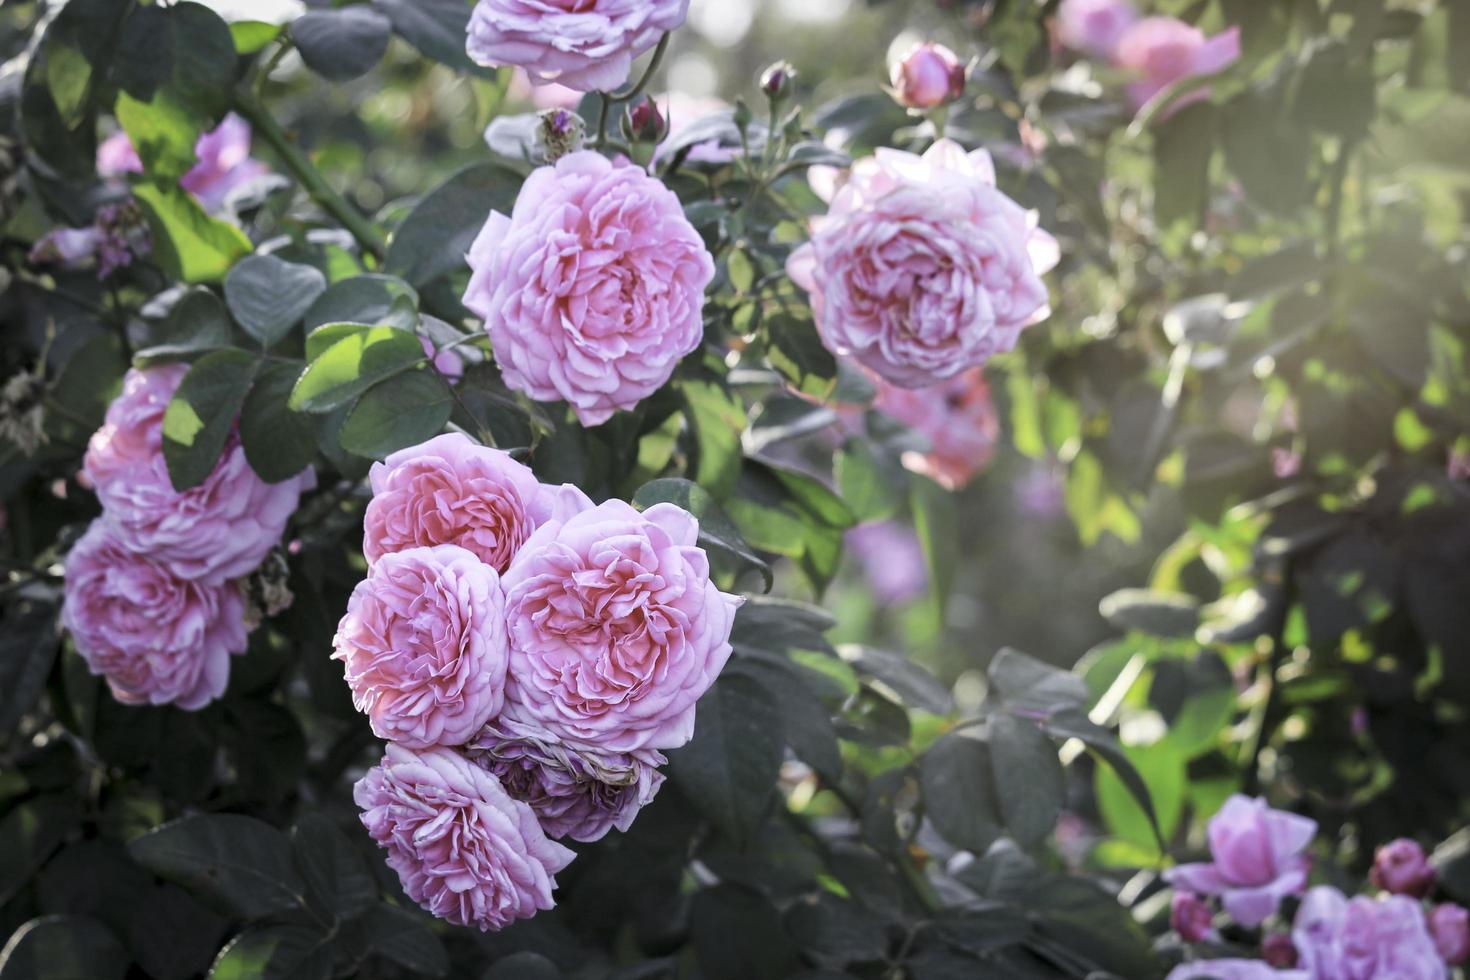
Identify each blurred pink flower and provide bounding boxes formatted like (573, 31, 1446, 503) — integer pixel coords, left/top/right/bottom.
(1113, 17, 1241, 114)
(1371, 838, 1435, 898)
(1171, 891, 1214, 944)
(1293, 887, 1444, 979)
(507, 68, 582, 110)
(845, 521, 928, 605)
(97, 113, 270, 212)
(1166, 961, 1306, 980)
(28, 227, 103, 270)
(873, 368, 1000, 490)
(1055, 0, 1138, 59)
(890, 42, 966, 110)
(1429, 903, 1470, 966)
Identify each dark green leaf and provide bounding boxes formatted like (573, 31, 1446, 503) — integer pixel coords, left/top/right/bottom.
(988, 714, 1064, 850)
(838, 645, 952, 715)
(1038, 708, 1164, 851)
(690, 885, 801, 980)
(933, 903, 1029, 956)
(161, 349, 259, 491)
(728, 660, 841, 779)
(128, 814, 307, 918)
(136, 288, 234, 362)
(483, 953, 560, 980)
(920, 733, 1003, 853)
(986, 648, 1088, 715)
(0, 916, 127, 980)
(355, 906, 448, 977)
(783, 893, 889, 963)
(291, 8, 392, 81)
(239, 361, 319, 483)
(384, 162, 521, 287)
(836, 440, 902, 524)
(0, 796, 82, 907)
(291, 814, 377, 921)
(338, 369, 454, 460)
(1098, 589, 1201, 639)
(1152, 102, 1215, 229)
(289, 327, 426, 413)
(207, 924, 332, 980)
(633, 478, 773, 591)
(303, 276, 419, 332)
(373, 0, 487, 74)
(0, 601, 60, 742)
(224, 255, 328, 347)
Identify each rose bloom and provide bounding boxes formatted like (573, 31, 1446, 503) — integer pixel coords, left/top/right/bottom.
(788, 139, 1058, 389)
(463, 152, 714, 426)
(334, 545, 509, 748)
(500, 500, 740, 753)
(890, 42, 966, 110)
(1166, 961, 1307, 980)
(1292, 887, 1444, 980)
(1429, 903, 1470, 966)
(1165, 795, 1316, 928)
(83, 365, 313, 585)
(466, 0, 689, 92)
(1113, 16, 1241, 113)
(355, 743, 574, 932)
(873, 367, 1000, 490)
(1055, 0, 1138, 59)
(1370, 838, 1435, 898)
(363, 433, 590, 572)
(466, 716, 665, 842)
(62, 521, 247, 711)
(97, 113, 270, 212)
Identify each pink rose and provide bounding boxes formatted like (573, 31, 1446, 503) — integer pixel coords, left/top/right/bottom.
(333, 545, 509, 748)
(1429, 904, 1470, 966)
(1165, 795, 1316, 927)
(83, 365, 313, 585)
(1292, 887, 1444, 980)
(873, 367, 1000, 490)
(28, 227, 103, 269)
(97, 114, 270, 212)
(1370, 838, 1435, 898)
(500, 500, 740, 753)
(1055, 0, 1138, 59)
(467, 716, 665, 842)
(1113, 17, 1241, 113)
(1171, 891, 1214, 944)
(787, 139, 1058, 389)
(890, 42, 966, 110)
(845, 521, 928, 606)
(420, 338, 465, 383)
(463, 152, 714, 426)
(1166, 961, 1306, 980)
(354, 743, 574, 932)
(61, 521, 247, 710)
(466, 0, 689, 92)
(363, 433, 590, 572)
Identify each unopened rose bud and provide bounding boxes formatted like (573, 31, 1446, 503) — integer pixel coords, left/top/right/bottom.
(890, 42, 966, 110)
(1262, 933, 1298, 969)
(1170, 891, 1213, 944)
(535, 108, 585, 163)
(760, 60, 796, 100)
(1430, 903, 1470, 966)
(625, 96, 667, 144)
(1371, 838, 1435, 897)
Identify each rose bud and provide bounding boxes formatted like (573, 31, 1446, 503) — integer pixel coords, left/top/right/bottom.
(760, 60, 796, 100)
(625, 96, 667, 144)
(1430, 903, 1470, 965)
(1370, 838, 1435, 897)
(890, 42, 966, 110)
(1170, 891, 1213, 944)
(1262, 933, 1298, 969)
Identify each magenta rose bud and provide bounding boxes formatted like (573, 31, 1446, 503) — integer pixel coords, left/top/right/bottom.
(1171, 891, 1213, 944)
(1430, 903, 1470, 965)
(890, 42, 966, 110)
(1371, 839, 1435, 898)
(1055, 0, 1138, 59)
(467, 717, 665, 843)
(363, 433, 590, 573)
(1164, 795, 1316, 928)
(1262, 933, 1298, 968)
(463, 152, 715, 426)
(355, 744, 574, 932)
(1165, 961, 1306, 980)
(466, 0, 689, 93)
(83, 365, 313, 585)
(333, 545, 509, 749)
(760, 60, 796, 99)
(787, 139, 1057, 389)
(500, 500, 741, 753)
(1113, 17, 1241, 114)
(1293, 887, 1443, 978)
(873, 367, 1000, 490)
(62, 521, 248, 711)
(626, 96, 667, 143)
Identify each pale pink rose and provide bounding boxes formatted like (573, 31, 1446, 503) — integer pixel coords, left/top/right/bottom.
(1166, 961, 1306, 980)
(83, 365, 314, 585)
(463, 152, 714, 426)
(1292, 887, 1444, 980)
(890, 42, 966, 110)
(1429, 904, 1470, 966)
(1055, 0, 1138, 59)
(500, 500, 740, 753)
(355, 743, 574, 932)
(419, 337, 465, 383)
(333, 545, 509, 748)
(1371, 838, 1435, 897)
(61, 521, 247, 710)
(787, 139, 1057, 389)
(363, 433, 590, 572)
(96, 114, 270, 212)
(28, 227, 103, 269)
(466, 0, 689, 92)
(466, 716, 665, 842)
(873, 367, 1000, 490)
(1113, 17, 1241, 113)
(1165, 795, 1316, 927)
(508, 68, 582, 110)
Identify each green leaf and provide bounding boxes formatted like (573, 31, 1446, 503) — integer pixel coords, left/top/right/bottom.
(291, 7, 392, 81)
(338, 369, 453, 460)
(633, 477, 773, 591)
(1152, 102, 1216, 230)
(0, 601, 60, 742)
(225, 255, 328, 347)
(482, 953, 559, 980)
(384, 162, 522, 287)
(207, 925, 332, 980)
(728, 660, 841, 779)
(988, 714, 1064, 850)
(0, 916, 128, 980)
(986, 648, 1089, 715)
(231, 21, 282, 55)
(239, 361, 319, 483)
(1038, 708, 1165, 852)
(766, 313, 838, 400)
(351, 906, 448, 978)
(681, 379, 748, 500)
(836, 439, 902, 524)
(304, 275, 419, 332)
(837, 645, 952, 715)
(1098, 589, 1201, 639)
(783, 893, 889, 963)
(135, 288, 234, 363)
(1095, 740, 1185, 857)
(133, 184, 253, 283)
(289, 327, 426, 413)
(0, 796, 82, 907)
(291, 815, 377, 921)
(690, 885, 802, 980)
(920, 732, 1003, 853)
(667, 674, 785, 845)
(128, 814, 307, 918)
(372, 0, 487, 74)
(162, 349, 260, 491)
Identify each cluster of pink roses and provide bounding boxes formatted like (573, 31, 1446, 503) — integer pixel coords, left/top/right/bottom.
(1165, 796, 1469, 979)
(1055, 0, 1241, 114)
(339, 434, 740, 931)
(61, 365, 313, 709)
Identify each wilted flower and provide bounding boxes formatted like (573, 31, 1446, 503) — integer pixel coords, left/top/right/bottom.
(94, 200, 152, 277)
(535, 108, 586, 163)
(0, 367, 48, 456)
